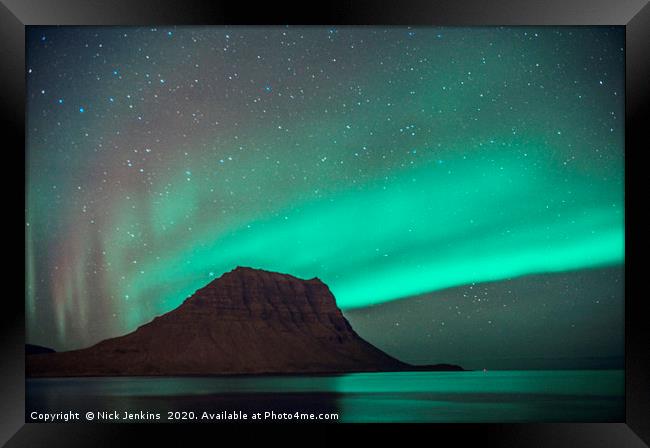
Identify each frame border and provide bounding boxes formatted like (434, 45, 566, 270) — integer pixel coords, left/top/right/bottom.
(2, 0, 647, 446)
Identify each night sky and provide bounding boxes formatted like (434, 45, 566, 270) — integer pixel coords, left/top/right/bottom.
(26, 26, 624, 368)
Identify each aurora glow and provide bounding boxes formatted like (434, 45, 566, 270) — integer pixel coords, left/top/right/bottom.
(26, 26, 624, 351)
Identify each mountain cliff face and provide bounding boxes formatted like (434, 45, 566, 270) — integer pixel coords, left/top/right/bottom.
(27, 267, 410, 376)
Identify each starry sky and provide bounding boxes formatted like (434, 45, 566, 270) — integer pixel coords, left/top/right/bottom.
(26, 26, 624, 366)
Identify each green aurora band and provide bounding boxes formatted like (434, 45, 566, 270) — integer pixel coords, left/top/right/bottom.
(125, 142, 623, 310)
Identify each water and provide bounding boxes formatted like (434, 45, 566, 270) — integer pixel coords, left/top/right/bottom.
(26, 370, 624, 423)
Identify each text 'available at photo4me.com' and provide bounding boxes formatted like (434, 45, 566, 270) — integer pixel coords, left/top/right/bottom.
(29, 410, 341, 422)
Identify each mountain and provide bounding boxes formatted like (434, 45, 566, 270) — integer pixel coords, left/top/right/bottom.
(28, 267, 452, 377)
(25, 344, 56, 355)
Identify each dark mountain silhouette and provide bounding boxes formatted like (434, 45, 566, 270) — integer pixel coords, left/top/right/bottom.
(25, 344, 56, 355)
(27, 267, 462, 377)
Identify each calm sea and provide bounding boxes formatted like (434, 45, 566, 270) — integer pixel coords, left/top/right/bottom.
(26, 370, 624, 423)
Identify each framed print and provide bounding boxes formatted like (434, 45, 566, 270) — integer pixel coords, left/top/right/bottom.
(1, 0, 647, 446)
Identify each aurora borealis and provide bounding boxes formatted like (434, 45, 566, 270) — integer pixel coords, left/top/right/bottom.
(26, 26, 624, 359)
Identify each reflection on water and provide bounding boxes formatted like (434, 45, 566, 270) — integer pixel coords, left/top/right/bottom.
(27, 370, 624, 423)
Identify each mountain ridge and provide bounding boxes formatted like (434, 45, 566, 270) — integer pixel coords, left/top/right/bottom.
(28, 266, 461, 377)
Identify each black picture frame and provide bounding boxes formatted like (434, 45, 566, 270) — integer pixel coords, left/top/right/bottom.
(1, 0, 647, 446)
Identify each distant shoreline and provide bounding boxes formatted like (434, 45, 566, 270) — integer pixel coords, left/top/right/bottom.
(25, 364, 465, 379)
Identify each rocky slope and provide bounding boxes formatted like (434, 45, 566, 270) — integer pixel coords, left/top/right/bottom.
(27, 267, 414, 376)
